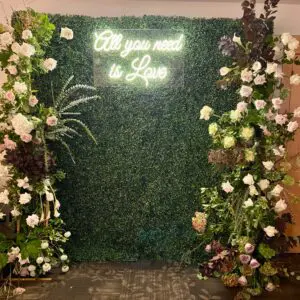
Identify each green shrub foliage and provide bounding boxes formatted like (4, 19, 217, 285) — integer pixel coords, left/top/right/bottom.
(35, 15, 240, 261)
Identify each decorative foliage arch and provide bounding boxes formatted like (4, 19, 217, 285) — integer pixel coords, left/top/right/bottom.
(194, 0, 300, 298)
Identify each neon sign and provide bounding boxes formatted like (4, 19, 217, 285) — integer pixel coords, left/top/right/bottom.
(93, 29, 184, 88)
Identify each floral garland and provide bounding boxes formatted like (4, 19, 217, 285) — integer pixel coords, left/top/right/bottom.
(194, 1, 300, 299)
(0, 10, 96, 296)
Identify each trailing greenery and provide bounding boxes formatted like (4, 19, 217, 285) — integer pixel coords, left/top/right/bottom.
(35, 14, 241, 261)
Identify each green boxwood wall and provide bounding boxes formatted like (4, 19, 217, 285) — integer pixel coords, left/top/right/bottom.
(35, 14, 240, 261)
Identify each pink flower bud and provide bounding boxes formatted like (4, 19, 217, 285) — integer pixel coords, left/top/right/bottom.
(238, 275, 247, 286)
(244, 243, 255, 254)
(250, 258, 260, 269)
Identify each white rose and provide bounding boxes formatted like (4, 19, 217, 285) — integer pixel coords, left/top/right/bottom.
(11, 42, 21, 54)
(223, 136, 236, 149)
(273, 45, 283, 60)
(0, 190, 9, 204)
(241, 68, 253, 83)
(288, 37, 299, 50)
(41, 241, 49, 249)
(11, 113, 34, 136)
(285, 50, 296, 60)
(28, 265, 36, 272)
(19, 43, 35, 57)
(62, 265, 69, 273)
(11, 207, 21, 217)
(30, 271, 36, 277)
(263, 226, 278, 237)
(294, 107, 300, 118)
(230, 110, 242, 122)
(254, 100, 266, 110)
(290, 74, 300, 85)
(42, 263, 51, 273)
(0, 32, 13, 46)
(36, 257, 44, 264)
(274, 199, 287, 213)
(249, 185, 258, 196)
(60, 254, 68, 261)
(222, 181, 234, 193)
(243, 174, 254, 186)
(46, 192, 54, 202)
(22, 29, 33, 40)
(208, 123, 218, 136)
(220, 67, 231, 76)
(60, 27, 74, 40)
(13, 81, 27, 94)
(271, 184, 283, 197)
(240, 85, 253, 98)
(263, 161, 274, 171)
(19, 193, 31, 205)
(252, 61, 262, 72)
(281, 33, 293, 45)
(200, 106, 213, 121)
(254, 74, 266, 85)
(8, 54, 19, 63)
(26, 214, 39, 228)
(43, 58, 57, 72)
(287, 121, 299, 132)
(265, 63, 278, 74)
(243, 198, 254, 208)
(232, 33, 242, 46)
(273, 145, 285, 157)
(258, 179, 270, 191)
(64, 231, 71, 238)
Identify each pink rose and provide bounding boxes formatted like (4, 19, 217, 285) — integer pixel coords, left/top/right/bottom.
(236, 101, 248, 113)
(6, 65, 17, 75)
(29, 95, 39, 107)
(244, 243, 255, 254)
(272, 98, 283, 110)
(250, 258, 260, 269)
(20, 267, 29, 277)
(265, 109, 274, 121)
(20, 133, 32, 143)
(287, 121, 299, 132)
(205, 244, 212, 253)
(254, 100, 266, 110)
(260, 125, 271, 136)
(239, 254, 251, 264)
(5, 90, 15, 102)
(46, 116, 58, 127)
(13, 287, 26, 296)
(275, 114, 288, 125)
(4, 135, 16, 150)
(238, 276, 247, 286)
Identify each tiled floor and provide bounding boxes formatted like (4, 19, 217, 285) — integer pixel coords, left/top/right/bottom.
(12, 260, 300, 300)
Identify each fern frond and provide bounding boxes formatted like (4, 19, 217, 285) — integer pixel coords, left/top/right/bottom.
(58, 84, 97, 109)
(60, 95, 100, 112)
(63, 118, 97, 144)
(61, 112, 82, 116)
(57, 137, 75, 164)
(55, 75, 74, 108)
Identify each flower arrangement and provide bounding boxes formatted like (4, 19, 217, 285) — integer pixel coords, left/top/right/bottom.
(0, 9, 97, 296)
(195, 1, 300, 299)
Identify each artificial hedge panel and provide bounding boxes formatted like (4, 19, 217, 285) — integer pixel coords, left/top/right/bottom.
(35, 14, 240, 261)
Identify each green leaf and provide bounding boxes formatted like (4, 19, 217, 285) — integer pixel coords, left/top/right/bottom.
(0, 253, 8, 270)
